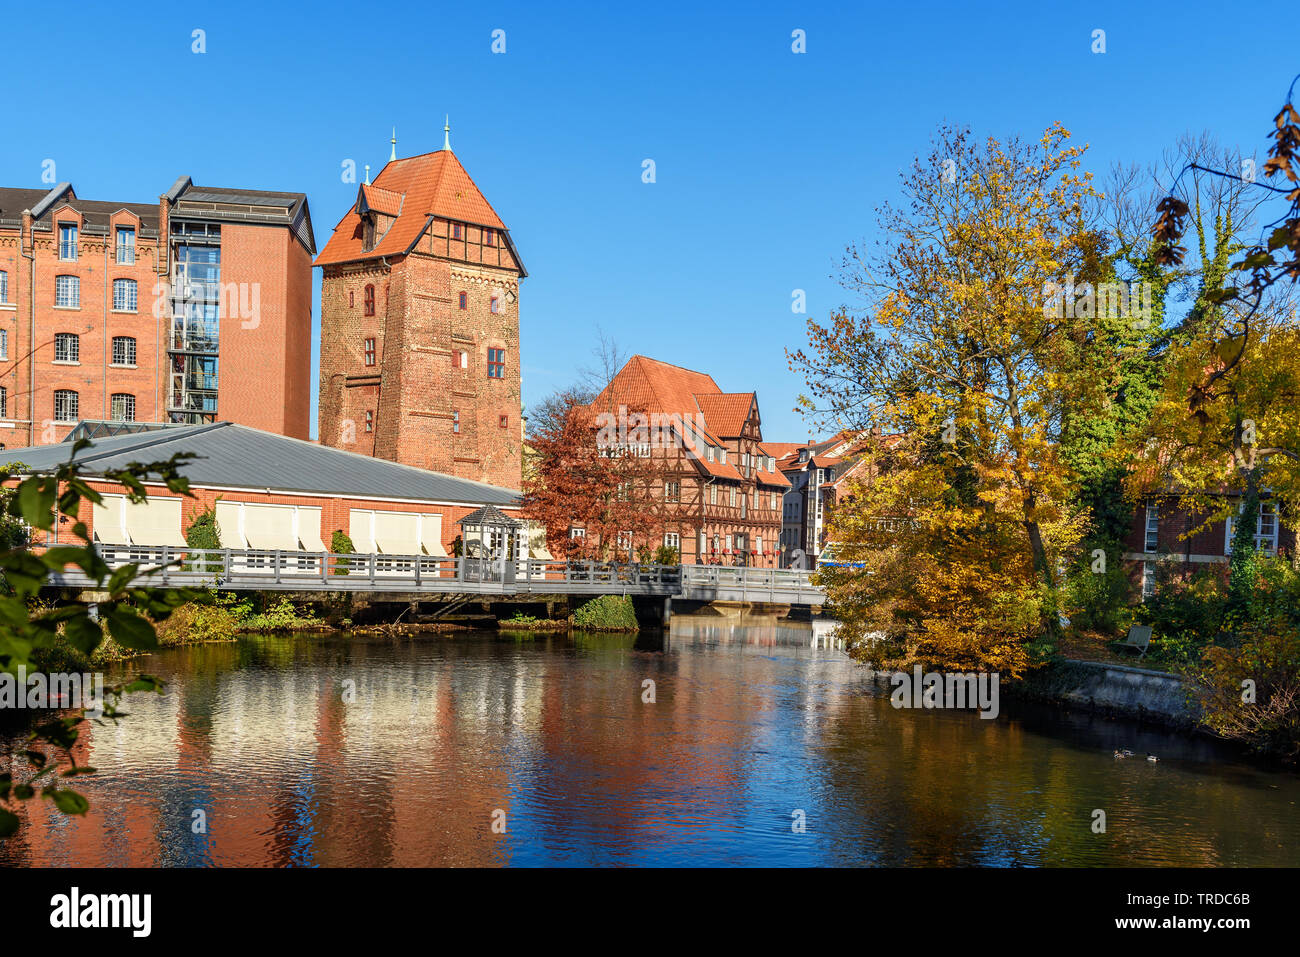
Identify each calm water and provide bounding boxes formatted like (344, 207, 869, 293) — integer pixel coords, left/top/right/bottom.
(3, 616, 1298, 867)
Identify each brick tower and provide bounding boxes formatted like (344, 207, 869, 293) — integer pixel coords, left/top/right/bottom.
(315, 122, 525, 490)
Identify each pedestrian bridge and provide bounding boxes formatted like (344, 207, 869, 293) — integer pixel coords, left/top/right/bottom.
(44, 546, 827, 606)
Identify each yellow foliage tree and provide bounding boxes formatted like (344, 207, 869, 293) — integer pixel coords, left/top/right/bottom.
(791, 124, 1099, 677)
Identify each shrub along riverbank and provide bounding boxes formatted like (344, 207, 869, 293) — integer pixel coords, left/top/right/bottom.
(498, 595, 640, 634)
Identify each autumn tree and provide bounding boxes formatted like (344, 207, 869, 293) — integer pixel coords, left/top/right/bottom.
(790, 124, 1104, 677)
(522, 388, 674, 561)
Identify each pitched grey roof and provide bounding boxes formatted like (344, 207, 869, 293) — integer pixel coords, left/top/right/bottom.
(457, 505, 524, 528)
(0, 421, 520, 507)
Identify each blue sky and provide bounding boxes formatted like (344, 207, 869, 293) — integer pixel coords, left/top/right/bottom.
(3, 1, 1293, 442)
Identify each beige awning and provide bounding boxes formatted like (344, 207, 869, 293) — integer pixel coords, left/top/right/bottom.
(123, 497, 187, 548)
(298, 506, 326, 551)
(348, 510, 376, 554)
(92, 495, 131, 545)
(215, 501, 245, 548)
(373, 511, 421, 555)
(527, 522, 552, 559)
(419, 513, 447, 557)
(243, 504, 300, 550)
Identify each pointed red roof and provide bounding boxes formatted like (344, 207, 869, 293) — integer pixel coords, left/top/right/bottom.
(316, 149, 508, 266)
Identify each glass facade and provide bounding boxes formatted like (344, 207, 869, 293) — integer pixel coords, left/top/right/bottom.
(168, 224, 221, 424)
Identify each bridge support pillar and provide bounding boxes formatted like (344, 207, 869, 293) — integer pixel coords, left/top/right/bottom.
(662, 596, 672, 625)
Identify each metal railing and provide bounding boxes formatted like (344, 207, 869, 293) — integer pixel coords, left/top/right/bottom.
(41, 546, 824, 601)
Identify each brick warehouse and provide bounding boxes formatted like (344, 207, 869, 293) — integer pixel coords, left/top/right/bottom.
(0, 178, 315, 448)
(315, 126, 525, 490)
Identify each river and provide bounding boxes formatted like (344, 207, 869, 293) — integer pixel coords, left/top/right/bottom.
(2, 615, 1297, 867)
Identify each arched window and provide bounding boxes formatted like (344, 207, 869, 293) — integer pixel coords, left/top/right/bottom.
(364, 284, 375, 316)
(54, 389, 78, 422)
(110, 393, 136, 422)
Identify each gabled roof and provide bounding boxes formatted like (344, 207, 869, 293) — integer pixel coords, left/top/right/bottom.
(316, 148, 510, 266)
(694, 392, 755, 438)
(0, 421, 519, 506)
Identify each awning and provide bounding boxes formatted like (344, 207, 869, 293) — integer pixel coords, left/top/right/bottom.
(298, 507, 326, 551)
(123, 497, 188, 548)
(92, 495, 131, 545)
(216, 501, 246, 548)
(527, 522, 552, 559)
(373, 511, 421, 555)
(243, 504, 299, 550)
(419, 514, 447, 557)
(348, 510, 376, 553)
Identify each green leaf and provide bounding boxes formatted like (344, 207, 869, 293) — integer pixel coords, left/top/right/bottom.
(104, 606, 157, 651)
(63, 614, 104, 655)
(15, 478, 57, 530)
(48, 789, 89, 816)
(0, 808, 18, 837)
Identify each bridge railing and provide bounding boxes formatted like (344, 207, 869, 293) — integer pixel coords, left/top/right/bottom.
(37, 545, 817, 596)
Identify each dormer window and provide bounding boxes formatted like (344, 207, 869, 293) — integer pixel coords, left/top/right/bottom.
(58, 223, 78, 261)
(361, 213, 376, 252)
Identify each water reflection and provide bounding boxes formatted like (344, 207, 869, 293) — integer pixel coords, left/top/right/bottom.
(2, 615, 1297, 867)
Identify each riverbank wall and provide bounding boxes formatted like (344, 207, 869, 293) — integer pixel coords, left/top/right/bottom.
(1008, 659, 1200, 729)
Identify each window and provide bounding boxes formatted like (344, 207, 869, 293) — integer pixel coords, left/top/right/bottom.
(706, 445, 715, 462)
(771, 492, 779, 510)
(1226, 501, 1279, 554)
(111, 336, 136, 366)
(1141, 562, 1156, 600)
(113, 278, 137, 312)
(1144, 502, 1159, 552)
(110, 393, 135, 422)
(54, 333, 79, 363)
(0, 329, 7, 360)
(569, 527, 585, 540)
(365, 410, 374, 432)
(452, 410, 460, 434)
(364, 338, 376, 366)
(616, 530, 633, 553)
(58, 223, 77, 261)
(490, 296, 500, 314)
(458, 291, 467, 310)
(54, 389, 78, 422)
(363, 284, 375, 316)
(756, 535, 763, 554)
(55, 275, 80, 308)
(454, 349, 468, 369)
(484, 228, 495, 246)
(0, 269, 7, 303)
(115, 227, 135, 264)
(725, 534, 733, 551)
(0, 386, 6, 418)
(499, 414, 509, 429)
(349, 290, 354, 309)
(664, 532, 680, 549)
(665, 480, 681, 502)
(452, 223, 462, 239)
(729, 487, 737, 507)
(487, 347, 505, 378)
(709, 485, 717, 505)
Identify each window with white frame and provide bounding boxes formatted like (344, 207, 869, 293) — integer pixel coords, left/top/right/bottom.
(54, 332, 79, 363)
(1144, 501, 1159, 552)
(113, 278, 137, 312)
(55, 275, 79, 308)
(112, 336, 136, 366)
(664, 532, 680, 549)
(616, 530, 632, 553)
(110, 393, 135, 422)
(569, 527, 585, 539)
(729, 487, 737, 507)
(54, 389, 78, 422)
(0, 385, 6, 419)
(1141, 561, 1155, 599)
(0, 328, 7, 361)
(58, 223, 78, 261)
(664, 480, 681, 502)
(116, 227, 135, 264)
(0, 269, 7, 303)
(708, 484, 717, 505)
(1225, 501, 1279, 554)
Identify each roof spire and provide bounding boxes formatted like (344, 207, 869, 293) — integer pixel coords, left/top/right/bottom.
(443, 114, 451, 151)
(390, 126, 397, 162)
(363, 164, 370, 185)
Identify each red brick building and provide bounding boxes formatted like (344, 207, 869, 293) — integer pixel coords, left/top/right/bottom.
(315, 130, 525, 491)
(567, 355, 789, 567)
(1124, 493, 1296, 598)
(0, 178, 315, 448)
